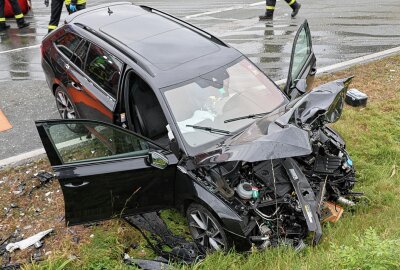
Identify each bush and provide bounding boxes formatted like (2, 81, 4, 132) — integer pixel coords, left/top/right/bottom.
(331, 228, 400, 270)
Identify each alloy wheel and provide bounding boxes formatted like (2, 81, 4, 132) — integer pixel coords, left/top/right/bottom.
(56, 91, 76, 120)
(188, 209, 226, 251)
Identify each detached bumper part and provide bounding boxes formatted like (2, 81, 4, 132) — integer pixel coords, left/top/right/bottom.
(283, 158, 323, 245)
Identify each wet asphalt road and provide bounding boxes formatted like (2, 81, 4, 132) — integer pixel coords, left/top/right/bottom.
(0, 0, 400, 160)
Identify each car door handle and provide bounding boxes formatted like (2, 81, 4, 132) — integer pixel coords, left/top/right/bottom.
(71, 82, 82, 91)
(64, 181, 89, 188)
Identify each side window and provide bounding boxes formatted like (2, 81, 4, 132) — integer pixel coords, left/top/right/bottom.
(45, 122, 149, 164)
(71, 41, 89, 70)
(85, 44, 123, 98)
(55, 32, 81, 59)
(290, 27, 311, 81)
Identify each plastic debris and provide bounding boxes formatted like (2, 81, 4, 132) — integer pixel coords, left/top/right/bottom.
(28, 171, 55, 196)
(345, 88, 368, 107)
(123, 253, 174, 270)
(6, 229, 53, 252)
(34, 171, 54, 184)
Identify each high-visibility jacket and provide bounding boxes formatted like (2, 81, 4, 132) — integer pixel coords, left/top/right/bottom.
(65, 0, 86, 5)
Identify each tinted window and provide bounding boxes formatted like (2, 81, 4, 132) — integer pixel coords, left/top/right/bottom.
(46, 122, 149, 164)
(85, 44, 123, 98)
(55, 32, 81, 59)
(71, 41, 89, 70)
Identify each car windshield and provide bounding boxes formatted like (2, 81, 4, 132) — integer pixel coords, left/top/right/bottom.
(163, 58, 287, 150)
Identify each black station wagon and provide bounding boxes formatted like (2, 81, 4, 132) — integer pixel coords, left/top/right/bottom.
(39, 3, 357, 252)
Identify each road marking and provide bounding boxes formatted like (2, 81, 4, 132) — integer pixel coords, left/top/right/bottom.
(1, 46, 400, 168)
(0, 110, 12, 132)
(185, 1, 266, 19)
(274, 45, 400, 85)
(0, 44, 40, 55)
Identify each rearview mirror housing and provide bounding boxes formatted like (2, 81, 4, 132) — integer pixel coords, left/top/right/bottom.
(148, 151, 169, 169)
(294, 78, 307, 94)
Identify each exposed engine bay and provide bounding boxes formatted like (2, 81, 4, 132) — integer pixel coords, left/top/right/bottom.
(192, 125, 357, 249)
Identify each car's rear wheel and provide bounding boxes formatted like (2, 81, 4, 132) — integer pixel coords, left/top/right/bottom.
(186, 203, 229, 252)
(54, 86, 83, 133)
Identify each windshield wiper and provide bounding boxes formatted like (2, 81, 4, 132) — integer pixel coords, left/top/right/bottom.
(186, 125, 231, 135)
(224, 110, 274, 123)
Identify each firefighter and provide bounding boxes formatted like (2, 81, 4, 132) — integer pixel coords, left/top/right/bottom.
(0, 0, 30, 31)
(65, 0, 86, 14)
(47, 0, 86, 33)
(259, 0, 301, 21)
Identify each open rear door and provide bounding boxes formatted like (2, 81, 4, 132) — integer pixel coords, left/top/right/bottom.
(284, 20, 317, 100)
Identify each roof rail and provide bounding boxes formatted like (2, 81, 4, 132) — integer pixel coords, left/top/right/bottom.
(74, 23, 155, 77)
(140, 5, 229, 48)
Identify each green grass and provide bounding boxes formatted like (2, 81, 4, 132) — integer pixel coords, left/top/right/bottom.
(21, 56, 400, 269)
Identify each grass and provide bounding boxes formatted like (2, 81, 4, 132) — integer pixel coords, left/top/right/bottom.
(1, 54, 399, 269)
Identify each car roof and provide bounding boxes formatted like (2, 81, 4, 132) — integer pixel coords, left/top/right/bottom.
(65, 2, 242, 88)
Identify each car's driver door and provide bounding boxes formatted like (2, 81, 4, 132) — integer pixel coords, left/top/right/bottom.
(284, 20, 317, 100)
(35, 119, 177, 225)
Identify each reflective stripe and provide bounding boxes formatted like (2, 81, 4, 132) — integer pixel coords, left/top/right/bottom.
(15, 13, 24, 19)
(65, 0, 86, 4)
(288, 0, 296, 6)
(266, 6, 275, 10)
(0, 18, 5, 22)
(48, 25, 57, 30)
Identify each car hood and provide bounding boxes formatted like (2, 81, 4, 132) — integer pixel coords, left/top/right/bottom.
(195, 77, 352, 165)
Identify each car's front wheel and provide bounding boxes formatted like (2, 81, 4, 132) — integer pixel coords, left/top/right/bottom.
(186, 203, 229, 252)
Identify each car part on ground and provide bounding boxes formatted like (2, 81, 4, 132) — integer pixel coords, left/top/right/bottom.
(345, 88, 368, 107)
(124, 213, 204, 264)
(6, 229, 53, 252)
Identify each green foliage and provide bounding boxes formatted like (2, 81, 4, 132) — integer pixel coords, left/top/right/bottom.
(331, 228, 400, 270)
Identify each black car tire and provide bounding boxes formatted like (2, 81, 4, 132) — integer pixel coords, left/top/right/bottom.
(186, 203, 230, 252)
(54, 86, 85, 134)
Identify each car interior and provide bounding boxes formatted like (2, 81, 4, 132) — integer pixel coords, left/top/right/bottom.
(126, 72, 170, 149)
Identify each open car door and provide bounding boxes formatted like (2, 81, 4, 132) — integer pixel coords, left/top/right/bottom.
(284, 20, 317, 100)
(35, 119, 177, 226)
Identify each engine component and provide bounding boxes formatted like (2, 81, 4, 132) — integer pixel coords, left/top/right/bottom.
(254, 160, 291, 197)
(236, 182, 253, 200)
(336, 196, 355, 206)
(313, 154, 342, 174)
(209, 167, 235, 199)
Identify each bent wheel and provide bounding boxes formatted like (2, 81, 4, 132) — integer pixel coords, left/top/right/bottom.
(186, 203, 229, 252)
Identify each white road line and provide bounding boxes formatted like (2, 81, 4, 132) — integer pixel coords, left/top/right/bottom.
(1, 46, 400, 169)
(0, 44, 40, 55)
(185, 1, 265, 19)
(274, 45, 400, 85)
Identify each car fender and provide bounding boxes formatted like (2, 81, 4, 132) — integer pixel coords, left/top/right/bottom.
(175, 170, 247, 239)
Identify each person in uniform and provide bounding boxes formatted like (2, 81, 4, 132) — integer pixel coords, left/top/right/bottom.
(0, 0, 30, 31)
(259, 0, 301, 21)
(47, 0, 86, 33)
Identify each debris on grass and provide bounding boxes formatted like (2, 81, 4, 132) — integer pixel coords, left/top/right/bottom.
(6, 229, 53, 252)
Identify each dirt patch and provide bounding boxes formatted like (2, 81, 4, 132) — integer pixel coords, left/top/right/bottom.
(0, 159, 96, 266)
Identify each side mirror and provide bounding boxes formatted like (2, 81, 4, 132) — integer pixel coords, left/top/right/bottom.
(294, 78, 307, 94)
(148, 151, 169, 169)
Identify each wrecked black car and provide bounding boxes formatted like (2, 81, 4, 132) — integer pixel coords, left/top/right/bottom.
(37, 3, 357, 252)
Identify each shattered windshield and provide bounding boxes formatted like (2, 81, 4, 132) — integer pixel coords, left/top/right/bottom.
(163, 58, 287, 150)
